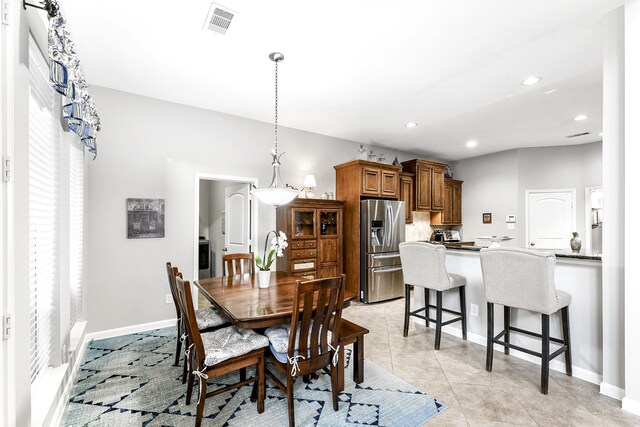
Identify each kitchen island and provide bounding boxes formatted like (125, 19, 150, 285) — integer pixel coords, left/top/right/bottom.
(411, 244, 604, 386)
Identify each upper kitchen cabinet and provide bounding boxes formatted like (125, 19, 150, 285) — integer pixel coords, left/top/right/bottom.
(401, 159, 447, 212)
(399, 172, 415, 224)
(335, 160, 401, 199)
(431, 179, 463, 225)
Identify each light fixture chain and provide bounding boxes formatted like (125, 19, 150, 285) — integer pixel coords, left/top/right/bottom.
(274, 60, 279, 155)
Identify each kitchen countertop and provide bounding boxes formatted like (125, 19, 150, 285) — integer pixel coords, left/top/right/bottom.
(428, 243, 602, 261)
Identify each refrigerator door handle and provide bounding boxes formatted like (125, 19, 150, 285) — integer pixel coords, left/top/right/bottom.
(372, 266, 403, 273)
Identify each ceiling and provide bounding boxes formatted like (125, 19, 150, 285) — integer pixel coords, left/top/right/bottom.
(61, 0, 622, 161)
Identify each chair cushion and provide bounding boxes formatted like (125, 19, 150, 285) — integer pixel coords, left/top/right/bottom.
(196, 306, 230, 330)
(264, 323, 332, 354)
(201, 326, 269, 367)
(556, 290, 572, 310)
(448, 273, 467, 289)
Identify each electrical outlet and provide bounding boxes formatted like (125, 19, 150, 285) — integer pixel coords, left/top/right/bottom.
(470, 304, 479, 317)
(165, 294, 173, 304)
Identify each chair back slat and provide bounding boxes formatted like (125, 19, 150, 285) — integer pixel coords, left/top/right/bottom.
(165, 262, 181, 319)
(175, 275, 205, 366)
(222, 253, 255, 276)
(288, 275, 345, 367)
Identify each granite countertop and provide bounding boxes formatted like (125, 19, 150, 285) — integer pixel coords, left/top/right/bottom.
(435, 244, 602, 261)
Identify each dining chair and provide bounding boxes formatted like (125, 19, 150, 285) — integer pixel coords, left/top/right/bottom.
(399, 242, 468, 350)
(175, 275, 269, 427)
(264, 275, 345, 427)
(480, 247, 572, 394)
(165, 262, 231, 381)
(222, 252, 255, 276)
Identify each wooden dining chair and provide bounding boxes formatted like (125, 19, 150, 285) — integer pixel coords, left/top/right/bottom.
(264, 275, 345, 427)
(165, 262, 231, 382)
(222, 252, 255, 276)
(175, 275, 269, 427)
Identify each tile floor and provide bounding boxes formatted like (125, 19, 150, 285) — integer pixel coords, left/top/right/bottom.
(340, 296, 640, 426)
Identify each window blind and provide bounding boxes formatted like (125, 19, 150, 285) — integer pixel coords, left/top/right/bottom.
(29, 38, 58, 383)
(69, 138, 84, 327)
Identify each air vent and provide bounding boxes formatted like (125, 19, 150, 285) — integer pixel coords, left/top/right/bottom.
(204, 3, 237, 35)
(566, 131, 591, 138)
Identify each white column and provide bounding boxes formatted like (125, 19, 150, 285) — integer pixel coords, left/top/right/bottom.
(623, 0, 640, 416)
(601, 7, 625, 399)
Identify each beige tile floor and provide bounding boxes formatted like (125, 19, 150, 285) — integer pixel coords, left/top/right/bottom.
(341, 296, 640, 426)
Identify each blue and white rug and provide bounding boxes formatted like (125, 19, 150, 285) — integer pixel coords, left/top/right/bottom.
(62, 327, 446, 426)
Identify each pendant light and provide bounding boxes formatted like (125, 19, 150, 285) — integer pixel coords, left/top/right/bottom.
(251, 52, 300, 206)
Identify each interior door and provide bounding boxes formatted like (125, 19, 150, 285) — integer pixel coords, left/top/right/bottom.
(224, 184, 251, 255)
(527, 190, 575, 249)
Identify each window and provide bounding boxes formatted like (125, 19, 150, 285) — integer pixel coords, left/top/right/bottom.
(28, 38, 58, 383)
(69, 139, 84, 327)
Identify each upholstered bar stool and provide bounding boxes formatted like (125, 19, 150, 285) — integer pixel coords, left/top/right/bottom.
(479, 247, 572, 394)
(399, 242, 467, 350)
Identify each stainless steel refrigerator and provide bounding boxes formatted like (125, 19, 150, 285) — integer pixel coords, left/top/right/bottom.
(360, 200, 405, 303)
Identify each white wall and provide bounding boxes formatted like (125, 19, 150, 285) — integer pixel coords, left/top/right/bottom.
(86, 86, 420, 333)
(452, 142, 602, 247)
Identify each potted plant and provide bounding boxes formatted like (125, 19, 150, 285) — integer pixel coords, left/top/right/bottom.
(255, 230, 288, 288)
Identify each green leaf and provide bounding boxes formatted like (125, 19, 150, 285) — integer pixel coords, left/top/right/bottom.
(265, 249, 275, 268)
(255, 255, 263, 268)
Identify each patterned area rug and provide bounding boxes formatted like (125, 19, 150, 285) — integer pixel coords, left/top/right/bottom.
(62, 327, 446, 426)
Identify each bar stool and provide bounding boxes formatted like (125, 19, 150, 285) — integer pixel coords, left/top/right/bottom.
(399, 242, 467, 350)
(479, 247, 572, 394)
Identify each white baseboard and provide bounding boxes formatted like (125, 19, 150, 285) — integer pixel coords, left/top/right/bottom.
(85, 318, 177, 341)
(622, 397, 640, 416)
(412, 320, 605, 389)
(601, 382, 626, 400)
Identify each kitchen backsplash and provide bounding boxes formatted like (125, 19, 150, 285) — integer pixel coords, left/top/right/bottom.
(405, 211, 432, 241)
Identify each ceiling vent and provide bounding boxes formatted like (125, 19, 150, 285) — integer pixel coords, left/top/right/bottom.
(566, 131, 591, 138)
(204, 3, 237, 35)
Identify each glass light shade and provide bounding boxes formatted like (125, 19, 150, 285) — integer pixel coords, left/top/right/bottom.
(303, 174, 317, 188)
(251, 151, 300, 206)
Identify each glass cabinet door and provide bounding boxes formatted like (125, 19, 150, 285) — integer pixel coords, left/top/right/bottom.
(319, 210, 339, 237)
(292, 208, 316, 239)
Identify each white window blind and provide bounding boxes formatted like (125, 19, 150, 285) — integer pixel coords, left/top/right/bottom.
(69, 138, 84, 327)
(28, 38, 58, 383)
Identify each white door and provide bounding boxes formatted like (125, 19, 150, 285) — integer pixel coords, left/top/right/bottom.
(224, 184, 251, 255)
(526, 190, 576, 249)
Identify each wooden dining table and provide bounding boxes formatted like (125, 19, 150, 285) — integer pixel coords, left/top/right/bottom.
(194, 271, 360, 390)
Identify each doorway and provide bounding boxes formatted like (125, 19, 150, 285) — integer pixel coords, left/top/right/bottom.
(525, 189, 576, 250)
(195, 174, 256, 282)
(585, 187, 603, 251)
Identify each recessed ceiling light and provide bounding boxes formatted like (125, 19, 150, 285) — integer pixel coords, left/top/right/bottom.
(544, 89, 557, 94)
(574, 115, 589, 121)
(466, 140, 478, 148)
(598, 132, 603, 136)
(405, 122, 418, 128)
(521, 76, 542, 86)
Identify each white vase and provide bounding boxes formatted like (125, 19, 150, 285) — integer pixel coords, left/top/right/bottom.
(258, 270, 271, 288)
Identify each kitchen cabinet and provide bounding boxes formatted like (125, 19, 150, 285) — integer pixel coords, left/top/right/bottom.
(401, 159, 447, 212)
(431, 179, 463, 225)
(335, 160, 401, 295)
(276, 199, 344, 280)
(399, 172, 414, 224)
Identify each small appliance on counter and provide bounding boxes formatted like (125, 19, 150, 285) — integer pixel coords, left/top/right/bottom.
(430, 228, 461, 243)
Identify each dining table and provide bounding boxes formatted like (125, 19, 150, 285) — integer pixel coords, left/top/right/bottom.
(194, 271, 361, 391)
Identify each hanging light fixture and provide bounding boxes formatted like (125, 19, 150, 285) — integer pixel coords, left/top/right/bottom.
(251, 52, 300, 206)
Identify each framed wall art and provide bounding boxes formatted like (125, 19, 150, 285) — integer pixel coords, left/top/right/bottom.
(482, 212, 492, 224)
(127, 198, 165, 238)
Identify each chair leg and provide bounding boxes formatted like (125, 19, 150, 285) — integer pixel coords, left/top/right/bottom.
(257, 355, 265, 413)
(330, 364, 340, 411)
(486, 302, 494, 372)
(186, 365, 195, 404)
(286, 375, 296, 427)
(541, 314, 550, 395)
(195, 377, 207, 427)
(425, 288, 430, 328)
(240, 367, 247, 382)
(182, 353, 188, 384)
(504, 306, 511, 355)
(174, 319, 182, 367)
(459, 286, 467, 340)
(435, 291, 443, 350)
(403, 284, 411, 337)
(561, 306, 573, 376)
